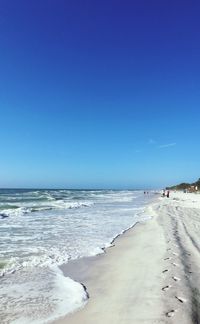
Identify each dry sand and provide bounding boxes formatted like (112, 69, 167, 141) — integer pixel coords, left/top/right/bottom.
(54, 192, 200, 324)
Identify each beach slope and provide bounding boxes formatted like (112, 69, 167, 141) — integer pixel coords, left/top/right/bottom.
(55, 192, 200, 324)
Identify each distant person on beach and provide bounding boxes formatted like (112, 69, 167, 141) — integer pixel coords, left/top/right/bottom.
(166, 190, 170, 198)
(162, 190, 165, 197)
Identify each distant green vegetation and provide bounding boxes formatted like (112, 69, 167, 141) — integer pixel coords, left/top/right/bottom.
(166, 178, 200, 191)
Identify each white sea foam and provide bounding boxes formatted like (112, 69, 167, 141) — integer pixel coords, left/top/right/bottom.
(0, 200, 94, 218)
(0, 189, 152, 323)
(1, 266, 88, 324)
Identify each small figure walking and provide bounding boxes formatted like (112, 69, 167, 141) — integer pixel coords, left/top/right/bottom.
(166, 190, 170, 198)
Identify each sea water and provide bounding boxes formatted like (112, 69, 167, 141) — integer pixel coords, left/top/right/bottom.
(0, 189, 151, 323)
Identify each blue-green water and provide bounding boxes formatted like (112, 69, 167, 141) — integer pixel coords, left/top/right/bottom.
(0, 189, 151, 323)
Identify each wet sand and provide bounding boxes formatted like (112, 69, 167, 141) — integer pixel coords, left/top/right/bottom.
(54, 192, 200, 324)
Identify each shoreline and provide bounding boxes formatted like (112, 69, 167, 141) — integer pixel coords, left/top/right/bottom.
(58, 220, 141, 290)
(54, 196, 165, 324)
(57, 196, 156, 299)
(54, 192, 200, 324)
(0, 190, 154, 324)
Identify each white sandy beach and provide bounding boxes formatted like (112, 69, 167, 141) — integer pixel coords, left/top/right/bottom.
(54, 191, 200, 324)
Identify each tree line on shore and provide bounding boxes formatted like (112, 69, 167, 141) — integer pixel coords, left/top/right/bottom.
(166, 178, 200, 191)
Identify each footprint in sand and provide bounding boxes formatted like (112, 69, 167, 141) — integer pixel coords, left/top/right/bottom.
(162, 269, 169, 273)
(172, 276, 181, 282)
(175, 296, 186, 303)
(172, 262, 179, 267)
(162, 285, 171, 291)
(166, 310, 176, 317)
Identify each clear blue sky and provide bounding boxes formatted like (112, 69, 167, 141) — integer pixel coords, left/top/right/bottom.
(0, 0, 200, 189)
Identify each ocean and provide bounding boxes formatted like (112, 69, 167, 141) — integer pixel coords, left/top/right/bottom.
(0, 189, 151, 323)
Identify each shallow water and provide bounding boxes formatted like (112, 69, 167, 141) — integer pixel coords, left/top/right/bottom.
(0, 189, 151, 323)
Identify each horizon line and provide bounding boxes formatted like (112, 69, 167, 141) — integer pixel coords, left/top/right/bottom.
(0, 187, 157, 191)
